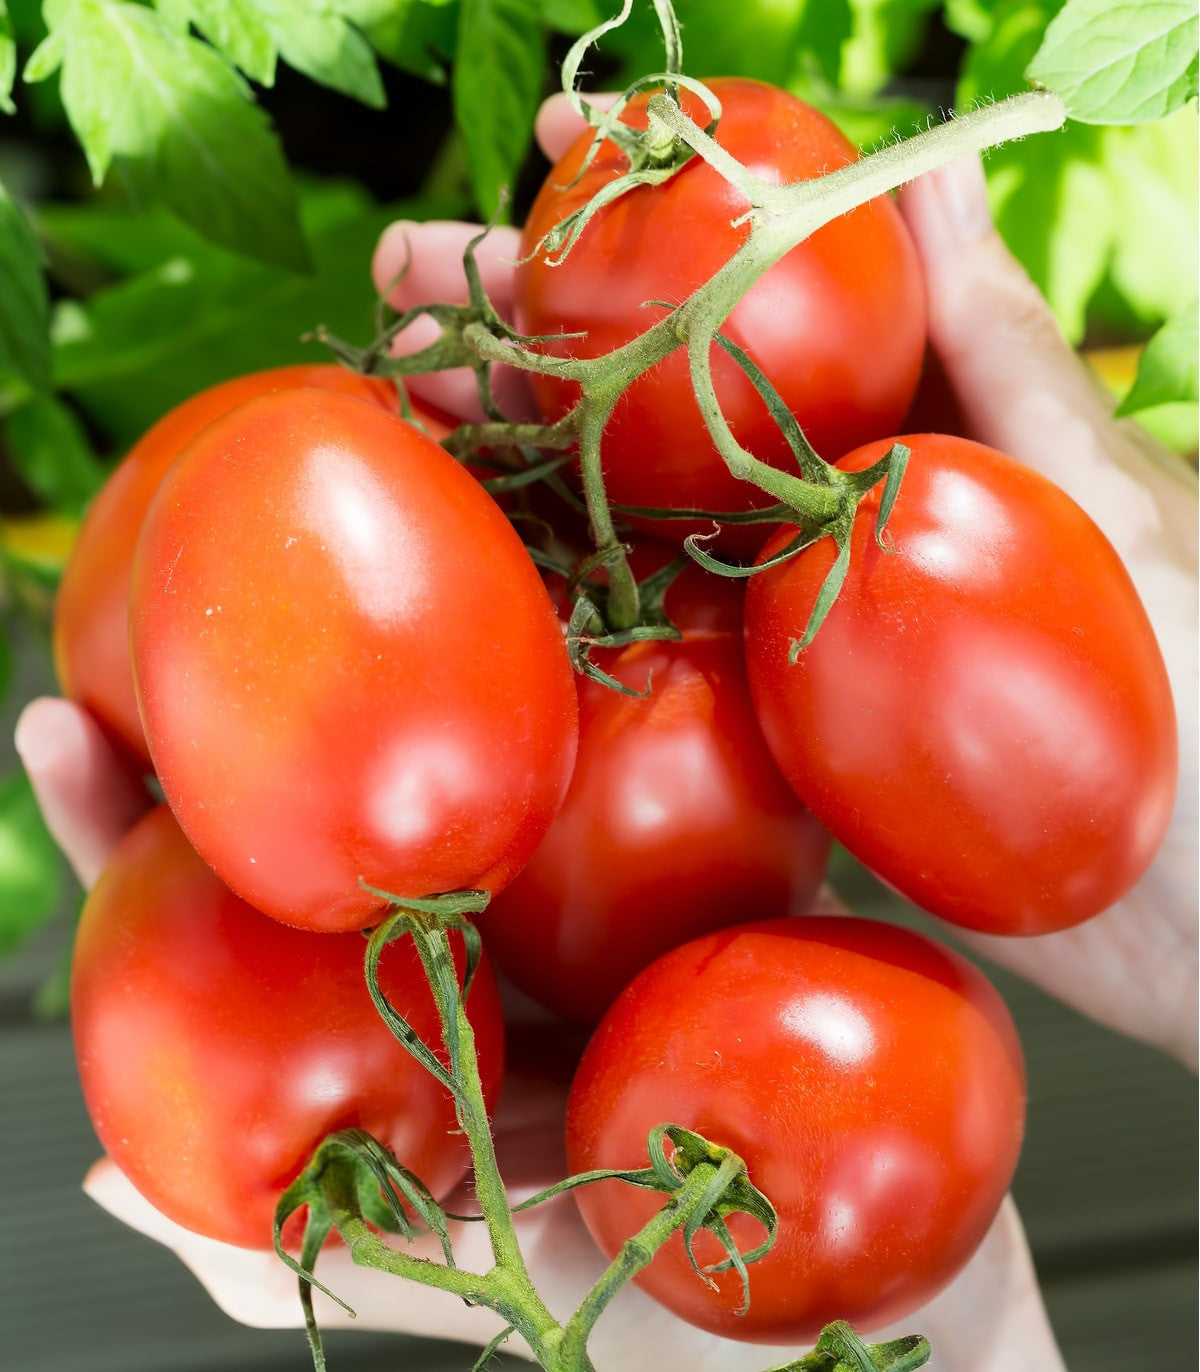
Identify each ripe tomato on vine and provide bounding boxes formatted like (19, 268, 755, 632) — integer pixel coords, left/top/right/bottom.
(130, 387, 578, 933)
(744, 434, 1178, 935)
(72, 806, 506, 1250)
(514, 78, 927, 537)
(55, 365, 454, 771)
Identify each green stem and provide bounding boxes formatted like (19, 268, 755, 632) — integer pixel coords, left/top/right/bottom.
(576, 395, 641, 631)
(470, 90, 1067, 520)
(560, 1157, 741, 1365)
(407, 924, 570, 1367)
(321, 1155, 489, 1303)
(445, 415, 580, 459)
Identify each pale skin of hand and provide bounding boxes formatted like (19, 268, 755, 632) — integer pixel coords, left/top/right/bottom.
(18, 93, 1195, 1372)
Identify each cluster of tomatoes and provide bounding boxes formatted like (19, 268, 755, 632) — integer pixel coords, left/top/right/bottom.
(55, 78, 1176, 1348)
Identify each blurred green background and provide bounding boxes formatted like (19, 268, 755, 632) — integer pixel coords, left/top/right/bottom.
(0, 2, 1195, 1369)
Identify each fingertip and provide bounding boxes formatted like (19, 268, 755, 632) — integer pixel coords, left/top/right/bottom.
(15, 696, 92, 780)
(898, 154, 993, 259)
(535, 91, 619, 163)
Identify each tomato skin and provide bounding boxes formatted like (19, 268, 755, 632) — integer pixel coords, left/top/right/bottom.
(566, 917, 1025, 1342)
(54, 366, 434, 771)
(514, 78, 926, 532)
(480, 564, 830, 1024)
(71, 805, 505, 1250)
(745, 434, 1178, 935)
(130, 388, 577, 933)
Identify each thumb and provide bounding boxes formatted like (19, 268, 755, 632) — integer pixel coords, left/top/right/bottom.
(898, 154, 1197, 569)
(898, 154, 1113, 467)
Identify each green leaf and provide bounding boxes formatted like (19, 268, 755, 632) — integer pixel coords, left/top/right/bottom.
(958, 1, 1199, 344)
(956, 1, 1106, 344)
(159, 0, 277, 85)
(944, 0, 1007, 43)
(0, 182, 52, 392)
(0, 767, 63, 955)
(600, 0, 851, 92)
(1116, 300, 1199, 415)
(1027, 0, 1199, 124)
(793, 0, 854, 88)
(453, 0, 544, 218)
(984, 122, 1110, 345)
(3, 393, 107, 513)
(46, 180, 465, 447)
(339, 0, 458, 82)
(955, 0, 1060, 105)
(840, 0, 943, 96)
(27, 0, 308, 271)
(1099, 109, 1198, 329)
(256, 0, 386, 108)
(1, 0, 16, 113)
(540, 0, 602, 33)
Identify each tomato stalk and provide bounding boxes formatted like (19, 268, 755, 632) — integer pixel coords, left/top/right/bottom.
(768, 1321, 931, 1372)
(280, 892, 901, 1372)
(343, 83, 1062, 645)
(559, 1152, 753, 1365)
(453, 87, 1065, 640)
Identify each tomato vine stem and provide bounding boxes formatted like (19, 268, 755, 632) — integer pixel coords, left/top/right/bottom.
(460, 89, 1066, 631)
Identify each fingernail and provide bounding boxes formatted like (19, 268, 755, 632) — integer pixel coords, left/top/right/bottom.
(935, 155, 993, 243)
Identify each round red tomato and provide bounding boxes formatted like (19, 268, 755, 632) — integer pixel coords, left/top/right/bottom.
(130, 388, 578, 932)
(480, 563, 830, 1024)
(566, 916, 1025, 1342)
(514, 78, 926, 534)
(745, 434, 1178, 935)
(54, 365, 448, 771)
(72, 805, 505, 1249)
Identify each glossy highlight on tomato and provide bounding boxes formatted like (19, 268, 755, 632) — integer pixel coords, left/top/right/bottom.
(130, 387, 578, 932)
(514, 78, 926, 530)
(480, 562, 830, 1024)
(744, 433, 1178, 935)
(54, 365, 444, 771)
(72, 806, 505, 1250)
(566, 917, 1025, 1342)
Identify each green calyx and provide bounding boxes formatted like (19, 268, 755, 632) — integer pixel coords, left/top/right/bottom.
(770, 1321, 932, 1372)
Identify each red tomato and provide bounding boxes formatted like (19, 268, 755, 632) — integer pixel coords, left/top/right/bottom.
(745, 434, 1178, 935)
(54, 365, 451, 771)
(130, 388, 577, 932)
(480, 563, 830, 1024)
(514, 78, 926, 536)
(566, 917, 1025, 1342)
(72, 805, 505, 1250)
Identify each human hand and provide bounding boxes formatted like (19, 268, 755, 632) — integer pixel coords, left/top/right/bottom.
(896, 157, 1198, 1072)
(26, 89, 1190, 1372)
